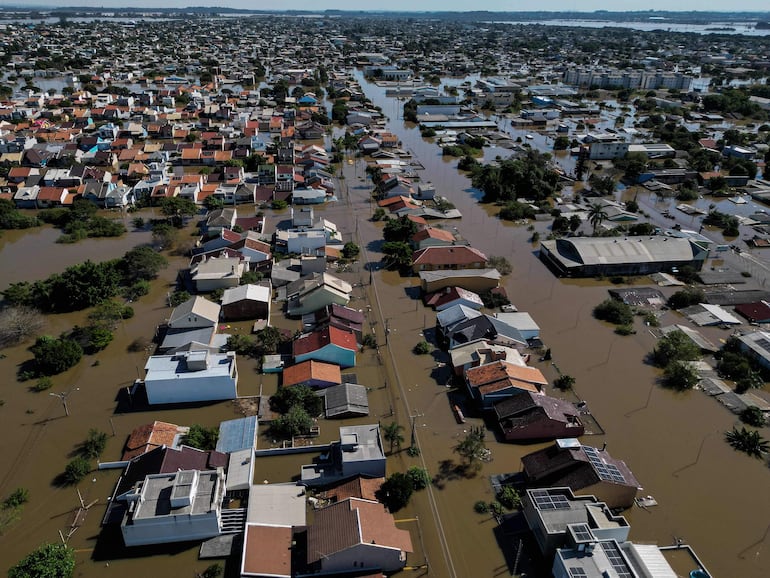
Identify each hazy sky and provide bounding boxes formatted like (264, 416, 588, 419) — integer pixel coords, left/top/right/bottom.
(7, 1, 770, 12)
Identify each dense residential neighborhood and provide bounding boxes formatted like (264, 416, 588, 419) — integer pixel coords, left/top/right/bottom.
(1, 5, 770, 578)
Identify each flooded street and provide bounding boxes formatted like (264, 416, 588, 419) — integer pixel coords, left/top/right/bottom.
(0, 74, 768, 578)
(319, 71, 770, 577)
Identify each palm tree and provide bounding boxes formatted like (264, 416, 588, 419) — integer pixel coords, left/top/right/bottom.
(587, 202, 609, 235)
(382, 421, 405, 454)
(453, 426, 488, 473)
(725, 427, 769, 459)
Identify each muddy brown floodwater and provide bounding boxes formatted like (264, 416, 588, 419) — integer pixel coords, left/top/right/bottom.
(317, 71, 770, 578)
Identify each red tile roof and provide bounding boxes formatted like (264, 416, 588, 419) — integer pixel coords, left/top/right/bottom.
(282, 360, 342, 387)
(122, 421, 186, 461)
(293, 326, 357, 356)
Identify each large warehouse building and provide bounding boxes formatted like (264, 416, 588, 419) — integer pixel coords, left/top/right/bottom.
(539, 236, 708, 277)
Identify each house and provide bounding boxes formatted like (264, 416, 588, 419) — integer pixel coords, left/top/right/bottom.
(411, 227, 456, 250)
(465, 360, 548, 408)
(301, 424, 386, 486)
(419, 268, 501, 294)
(411, 245, 488, 273)
(121, 421, 189, 461)
(521, 439, 641, 510)
(221, 284, 271, 321)
(205, 207, 237, 235)
(494, 312, 540, 340)
(312, 304, 365, 340)
(190, 256, 245, 292)
(282, 360, 342, 389)
(494, 392, 585, 442)
(292, 187, 327, 205)
(143, 351, 238, 405)
(168, 296, 221, 329)
(307, 498, 413, 574)
(35, 186, 68, 207)
(280, 228, 327, 254)
(449, 339, 528, 377)
(319, 475, 383, 503)
(539, 237, 708, 278)
(424, 286, 484, 311)
(293, 326, 357, 368)
(322, 383, 370, 418)
(119, 468, 226, 547)
(13, 185, 39, 208)
(286, 272, 353, 317)
(445, 314, 528, 350)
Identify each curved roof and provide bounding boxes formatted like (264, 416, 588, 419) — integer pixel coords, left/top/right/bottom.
(546, 237, 695, 268)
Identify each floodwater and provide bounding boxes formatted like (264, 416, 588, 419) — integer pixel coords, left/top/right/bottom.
(1, 76, 768, 578)
(316, 71, 770, 577)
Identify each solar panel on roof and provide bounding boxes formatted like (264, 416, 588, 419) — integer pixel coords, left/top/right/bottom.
(600, 542, 634, 578)
(570, 523, 594, 543)
(583, 446, 627, 484)
(568, 567, 588, 578)
(532, 491, 571, 511)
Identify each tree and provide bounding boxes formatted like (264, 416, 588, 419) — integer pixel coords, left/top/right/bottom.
(406, 466, 431, 490)
(653, 330, 701, 367)
(151, 222, 179, 250)
(740, 406, 766, 427)
(63, 456, 91, 485)
(382, 421, 405, 454)
(31, 336, 83, 376)
(255, 326, 283, 355)
(342, 242, 360, 260)
(271, 405, 313, 439)
(381, 241, 413, 270)
(589, 175, 616, 196)
(487, 256, 512, 276)
(184, 424, 219, 451)
(121, 246, 167, 283)
(0, 306, 45, 348)
(3, 487, 30, 509)
(80, 429, 108, 459)
(554, 374, 575, 390)
(159, 196, 198, 227)
(725, 427, 769, 459)
(270, 384, 323, 416)
(88, 299, 133, 330)
(497, 486, 521, 510)
(226, 334, 256, 356)
(593, 299, 633, 326)
(453, 426, 488, 473)
(377, 472, 414, 512)
(8, 543, 75, 578)
(667, 287, 705, 310)
(383, 216, 418, 243)
(413, 341, 431, 355)
(587, 203, 609, 235)
(662, 360, 699, 390)
(169, 290, 191, 307)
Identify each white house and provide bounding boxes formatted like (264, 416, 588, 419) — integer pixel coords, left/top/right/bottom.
(143, 351, 238, 404)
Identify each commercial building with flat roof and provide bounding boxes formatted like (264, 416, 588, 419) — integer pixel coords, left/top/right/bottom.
(539, 236, 707, 278)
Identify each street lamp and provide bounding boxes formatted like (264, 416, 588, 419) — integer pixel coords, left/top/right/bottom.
(49, 387, 79, 417)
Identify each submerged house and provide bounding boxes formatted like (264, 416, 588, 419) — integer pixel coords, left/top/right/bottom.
(493, 392, 584, 442)
(293, 326, 357, 368)
(521, 439, 641, 510)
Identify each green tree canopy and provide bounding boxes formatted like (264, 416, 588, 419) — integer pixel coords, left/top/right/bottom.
(377, 472, 414, 512)
(183, 424, 219, 451)
(382, 421, 405, 454)
(383, 216, 418, 243)
(271, 405, 313, 439)
(269, 384, 323, 417)
(653, 330, 701, 367)
(381, 241, 414, 270)
(8, 543, 75, 578)
(31, 335, 83, 376)
(662, 360, 699, 390)
(120, 246, 167, 283)
(593, 299, 633, 326)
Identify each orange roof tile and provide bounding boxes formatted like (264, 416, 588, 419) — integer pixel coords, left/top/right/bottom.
(282, 360, 342, 387)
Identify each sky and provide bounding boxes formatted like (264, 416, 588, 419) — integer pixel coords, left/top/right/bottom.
(5, 1, 770, 12)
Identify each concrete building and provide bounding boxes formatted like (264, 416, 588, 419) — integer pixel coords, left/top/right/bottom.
(143, 351, 238, 405)
(221, 284, 271, 321)
(120, 468, 226, 547)
(301, 424, 386, 486)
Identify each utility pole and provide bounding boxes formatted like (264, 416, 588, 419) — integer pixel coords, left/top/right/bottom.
(409, 410, 424, 449)
(49, 387, 78, 417)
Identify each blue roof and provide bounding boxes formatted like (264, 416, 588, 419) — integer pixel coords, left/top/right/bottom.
(216, 416, 258, 453)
